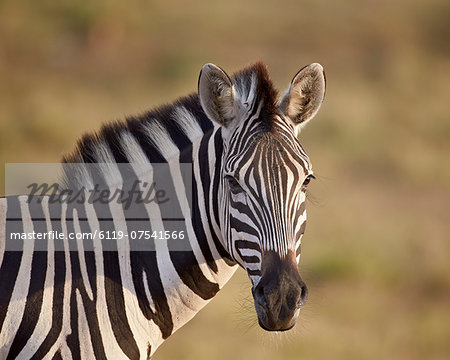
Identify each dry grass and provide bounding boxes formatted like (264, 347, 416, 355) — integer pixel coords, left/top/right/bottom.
(1, 0, 449, 359)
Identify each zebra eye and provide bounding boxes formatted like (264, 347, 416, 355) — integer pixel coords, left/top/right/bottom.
(225, 175, 244, 194)
(302, 174, 316, 188)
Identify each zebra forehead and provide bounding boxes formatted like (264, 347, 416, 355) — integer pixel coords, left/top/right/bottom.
(243, 134, 311, 172)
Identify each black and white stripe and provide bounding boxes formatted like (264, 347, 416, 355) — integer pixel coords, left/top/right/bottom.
(0, 62, 326, 358)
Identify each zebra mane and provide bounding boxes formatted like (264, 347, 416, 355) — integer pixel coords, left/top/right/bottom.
(61, 62, 279, 189)
(60, 93, 213, 189)
(62, 94, 212, 165)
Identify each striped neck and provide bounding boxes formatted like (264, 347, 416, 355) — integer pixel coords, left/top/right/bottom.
(59, 94, 238, 355)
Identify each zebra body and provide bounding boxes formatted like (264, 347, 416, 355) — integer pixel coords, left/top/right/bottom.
(0, 62, 326, 359)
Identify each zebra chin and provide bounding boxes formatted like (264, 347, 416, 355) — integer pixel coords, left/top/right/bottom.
(255, 305, 300, 332)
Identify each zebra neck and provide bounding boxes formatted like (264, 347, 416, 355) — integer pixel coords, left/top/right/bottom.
(140, 125, 237, 354)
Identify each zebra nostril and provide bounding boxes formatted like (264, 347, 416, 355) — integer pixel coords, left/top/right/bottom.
(298, 283, 308, 307)
(253, 285, 268, 308)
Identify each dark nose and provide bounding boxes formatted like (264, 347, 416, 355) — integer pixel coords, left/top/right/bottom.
(252, 273, 308, 331)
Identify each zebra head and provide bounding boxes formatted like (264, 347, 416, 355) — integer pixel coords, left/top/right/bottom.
(198, 62, 325, 331)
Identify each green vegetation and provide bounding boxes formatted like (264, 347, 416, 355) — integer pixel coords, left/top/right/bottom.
(1, 0, 448, 359)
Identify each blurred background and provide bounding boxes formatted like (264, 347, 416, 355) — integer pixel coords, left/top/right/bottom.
(0, 0, 449, 359)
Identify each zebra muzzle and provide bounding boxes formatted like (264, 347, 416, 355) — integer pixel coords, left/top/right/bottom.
(251, 251, 308, 331)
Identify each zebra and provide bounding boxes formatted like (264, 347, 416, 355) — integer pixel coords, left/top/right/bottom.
(0, 61, 326, 359)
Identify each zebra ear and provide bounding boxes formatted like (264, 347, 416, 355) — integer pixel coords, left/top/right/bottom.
(279, 63, 326, 130)
(198, 63, 235, 128)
